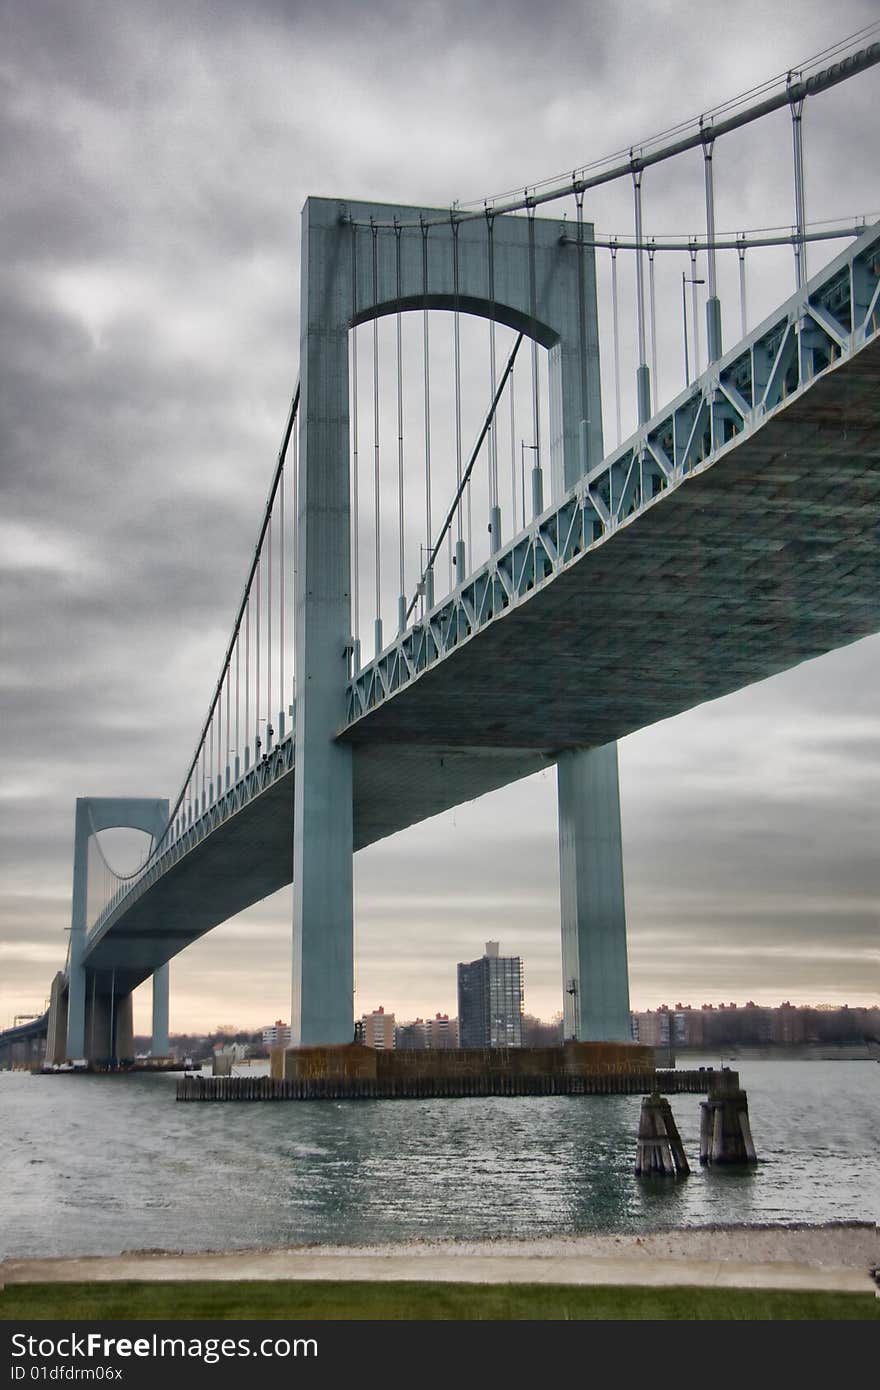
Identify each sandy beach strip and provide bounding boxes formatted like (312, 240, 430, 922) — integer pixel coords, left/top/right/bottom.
(2, 1224, 877, 1295)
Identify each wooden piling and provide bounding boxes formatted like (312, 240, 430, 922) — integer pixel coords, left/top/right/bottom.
(699, 1072, 758, 1165)
(634, 1092, 690, 1177)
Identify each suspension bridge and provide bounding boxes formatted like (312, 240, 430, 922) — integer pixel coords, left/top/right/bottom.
(5, 30, 878, 1068)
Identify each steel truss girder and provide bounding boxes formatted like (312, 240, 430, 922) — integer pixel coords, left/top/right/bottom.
(346, 224, 880, 728)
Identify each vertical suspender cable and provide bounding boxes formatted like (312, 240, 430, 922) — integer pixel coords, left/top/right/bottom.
(451, 215, 465, 580)
(790, 93, 808, 290)
(371, 222, 382, 655)
(738, 239, 748, 339)
(632, 166, 651, 424)
(466, 456, 472, 570)
(509, 359, 517, 530)
(267, 513, 272, 744)
(291, 421, 298, 700)
(487, 211, 501, 551)
(235, 636, 240, 776)
(225, 671, 230, 786)
(702, 134, 722, 362)
(395, 223, 405, 633)
(575, 190, 590, 473)
(404, 330, 524, 625)
(610, 241, 622, 446)
(255, 558, 261, 755)
(421, 220, 434, 611)
(527, 202, 543, 516)
(245, 593, 250, 768)
(351, 227, 360, 671)
(279, 466, 284, 731)
(648, 241, 658, 415)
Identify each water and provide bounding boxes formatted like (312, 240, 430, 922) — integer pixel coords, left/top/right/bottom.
(0, 1060, 876, 1259)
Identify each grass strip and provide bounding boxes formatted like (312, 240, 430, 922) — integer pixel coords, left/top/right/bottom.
(1, 1281, 877, 1321)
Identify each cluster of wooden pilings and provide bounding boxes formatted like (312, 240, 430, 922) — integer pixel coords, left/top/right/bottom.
(175, 1068, 719, 1102)
(635, 1072, 758, 1177)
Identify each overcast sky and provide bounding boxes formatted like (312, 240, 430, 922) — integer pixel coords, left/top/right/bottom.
(2, 0, 878, 1035)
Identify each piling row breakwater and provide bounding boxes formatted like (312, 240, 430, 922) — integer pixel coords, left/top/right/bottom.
(176, 1069, 728, 1101)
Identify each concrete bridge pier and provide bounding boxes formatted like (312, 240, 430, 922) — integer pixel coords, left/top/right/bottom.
(82, 980, 134, 1065)
(46, 971, 69, 1065)
(558, 744, 631, 1041)
(152, 962, 170, 1055)
(291, 196, 355, 1046)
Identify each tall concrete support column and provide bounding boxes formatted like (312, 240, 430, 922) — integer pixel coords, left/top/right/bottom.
(558, 745, 631, 1041)
(83, 984, 134, 1064)
(115, 990, 134, 1063)
(548, 223, 629, 1042)
(66, 800, 91, 1059)
(152, 963, 170, 1055)
(46, 971, 69, 1065)
(292, 198, 355, 1045)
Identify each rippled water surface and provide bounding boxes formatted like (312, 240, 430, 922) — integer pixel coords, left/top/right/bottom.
(1, 1060, 876, 1258)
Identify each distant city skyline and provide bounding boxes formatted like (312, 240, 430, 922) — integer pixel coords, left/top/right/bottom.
(2, 1, 878, 1038)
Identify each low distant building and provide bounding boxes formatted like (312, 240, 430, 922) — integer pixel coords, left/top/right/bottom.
(262, 1020, 292, 1048)
(395, 1013, 459, 1049)
(424, 1013, 458, 1049)
(395, 1018, 426, 1050)
(630, 1002, 880, 1049)
(630, 1008, 671, 1046)
(361, 1006, 396, 1049)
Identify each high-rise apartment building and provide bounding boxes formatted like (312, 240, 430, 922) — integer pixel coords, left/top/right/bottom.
(457, 941, 524, 1048)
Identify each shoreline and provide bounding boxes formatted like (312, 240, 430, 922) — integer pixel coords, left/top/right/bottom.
(2, 1223, 877, 1295)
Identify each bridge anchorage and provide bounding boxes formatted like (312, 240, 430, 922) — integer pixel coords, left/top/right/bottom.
(12, 34, 875, 1067)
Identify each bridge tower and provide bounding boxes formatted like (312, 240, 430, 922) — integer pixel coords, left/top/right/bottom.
(57, 797, 171, 1063)
(295, 196, 630, 1044)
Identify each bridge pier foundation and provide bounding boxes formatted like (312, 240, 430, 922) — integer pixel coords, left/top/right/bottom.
(557, 744, 631, 1041)
(83, 982, 134, 1066)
